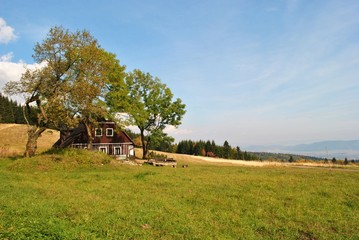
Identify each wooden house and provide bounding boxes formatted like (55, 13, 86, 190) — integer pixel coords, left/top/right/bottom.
(54, 121, 135, 159)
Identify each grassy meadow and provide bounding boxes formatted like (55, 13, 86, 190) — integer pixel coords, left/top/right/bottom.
(0, 124, 358, 239)
(0, 149, 358, 239)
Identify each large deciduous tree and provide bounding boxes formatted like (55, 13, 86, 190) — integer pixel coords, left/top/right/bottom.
(4, 26, 125, 156)
(108, 69, 186, 159)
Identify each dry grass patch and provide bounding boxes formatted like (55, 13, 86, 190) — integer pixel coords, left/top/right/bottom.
(0, 124, 59, 156)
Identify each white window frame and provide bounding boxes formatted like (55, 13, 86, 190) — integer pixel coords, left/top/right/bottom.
(95, 128, 102, 137)
(114, 146, 122, 155)
(99, 146, 107, 154)
(106, 128, 114, 137)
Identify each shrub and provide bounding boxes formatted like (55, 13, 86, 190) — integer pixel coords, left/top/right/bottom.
(147, 151, 167, 160)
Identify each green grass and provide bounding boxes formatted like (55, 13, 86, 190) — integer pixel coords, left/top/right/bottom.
(0, 150, 358, 239)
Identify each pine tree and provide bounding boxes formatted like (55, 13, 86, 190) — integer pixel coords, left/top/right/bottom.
(223, 140, 231, 159)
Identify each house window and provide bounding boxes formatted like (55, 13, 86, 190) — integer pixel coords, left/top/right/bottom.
(114, 147, 122, 155)
(99, 146, 107, 154)
(106, 128, 114, 137)
(95, 128, 102, 137)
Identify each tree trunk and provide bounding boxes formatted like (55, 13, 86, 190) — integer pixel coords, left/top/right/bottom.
(24, 126, 46, 157)
(84, 122, 93, 150)
(140, 129, 147, 159)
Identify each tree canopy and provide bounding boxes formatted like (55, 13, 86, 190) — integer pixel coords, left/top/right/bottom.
(108, 69, 186, 159)
(4, 26, 126, 156)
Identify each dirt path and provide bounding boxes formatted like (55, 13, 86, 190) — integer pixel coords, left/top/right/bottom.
(191, 155, 359, 171)
(136, 149, 359, 171)
(191, 156, 285, 166)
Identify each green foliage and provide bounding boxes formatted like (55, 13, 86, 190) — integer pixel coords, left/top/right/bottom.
(3, 26, 126, 156)
(0, 93, 37, 124)
(0, 159, 358, 239)
(176, 139, 259, 160)
(108, 69, 186, 159)
(148, 130, 175, 153)
(223, 140, 231, 159)
(147, 151, 168, 160)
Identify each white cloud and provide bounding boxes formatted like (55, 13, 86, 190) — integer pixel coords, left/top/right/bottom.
(0, 52, 14, 62)
(0, 18, 17, 44)
(165, 125, 193, 135)
(0, 58, 45, 103)
(0, 61, 25, 86)
(0, 60, 26, 103)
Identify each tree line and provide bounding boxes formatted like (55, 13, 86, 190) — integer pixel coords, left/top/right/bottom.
(0, 93, 37, 124)
(125, 129, 258, 160)
(176, 140, 259, 160)
(3, 26, 185, 158)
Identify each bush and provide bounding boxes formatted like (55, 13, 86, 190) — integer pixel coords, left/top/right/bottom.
(147, 151, 167, 160)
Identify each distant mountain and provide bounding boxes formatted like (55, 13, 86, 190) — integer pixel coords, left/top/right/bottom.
(246, 140, 359, 160)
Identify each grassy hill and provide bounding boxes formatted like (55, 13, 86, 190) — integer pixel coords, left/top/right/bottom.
(0, 124, 59, 156)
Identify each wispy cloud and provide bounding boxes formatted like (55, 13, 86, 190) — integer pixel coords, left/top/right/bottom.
(165, 125, 193, 136)
(0, 18, 17, 44)
(0, 52, 14, 62)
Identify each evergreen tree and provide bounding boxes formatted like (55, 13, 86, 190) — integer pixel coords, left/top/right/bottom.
(236, 146, 241, 160)
(223, 140, 231, 159)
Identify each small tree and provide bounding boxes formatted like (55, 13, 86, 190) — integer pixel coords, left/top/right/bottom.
(236, 146, 241, 160)
(108, 69, 185, 159)
(332, 157, 337, 164)
(223, 140, 231, 159)
(344, 157, 349, 165)
(289, 156, 294, 163)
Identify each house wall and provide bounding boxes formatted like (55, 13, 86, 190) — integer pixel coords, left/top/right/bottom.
(59, 122, 135, 158)
(92, 122, 133, 144)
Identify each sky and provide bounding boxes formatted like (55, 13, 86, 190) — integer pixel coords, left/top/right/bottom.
(1, 0, 359, 148)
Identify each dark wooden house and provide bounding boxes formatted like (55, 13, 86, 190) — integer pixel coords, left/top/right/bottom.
(54, 122, 135, 159)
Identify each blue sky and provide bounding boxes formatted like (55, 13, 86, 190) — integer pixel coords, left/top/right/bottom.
(1, 0, 359, 147)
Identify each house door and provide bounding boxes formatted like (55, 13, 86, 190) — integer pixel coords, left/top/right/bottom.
(99, 146, 108, 154)
(114, 147, 122, 155)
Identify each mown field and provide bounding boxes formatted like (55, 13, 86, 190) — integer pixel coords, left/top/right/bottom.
(0, 148, 358, 239)
(0, 124, 59, 156)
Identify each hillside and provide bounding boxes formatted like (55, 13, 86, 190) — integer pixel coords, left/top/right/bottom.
(1, 124, 358, 169)
(247, 140, 359, 160)
(0, 124, 59, 155)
